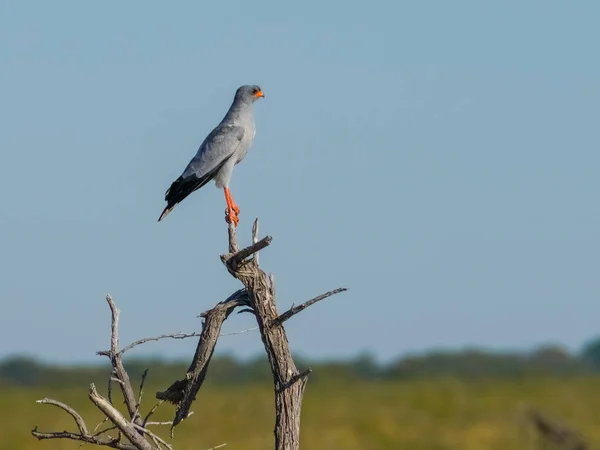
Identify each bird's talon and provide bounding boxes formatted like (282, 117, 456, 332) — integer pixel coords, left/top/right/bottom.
(225, 209, 239, 227)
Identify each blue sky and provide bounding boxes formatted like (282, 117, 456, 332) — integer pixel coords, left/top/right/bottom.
(0, 1, 599, 364)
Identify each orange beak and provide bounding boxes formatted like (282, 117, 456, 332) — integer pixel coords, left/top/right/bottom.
(255, 90, 264, 98)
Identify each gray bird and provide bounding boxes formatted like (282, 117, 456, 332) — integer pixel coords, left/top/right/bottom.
(158, 85, 264, 226)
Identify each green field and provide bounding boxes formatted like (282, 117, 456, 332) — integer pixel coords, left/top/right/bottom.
(3, 376, 600, 450)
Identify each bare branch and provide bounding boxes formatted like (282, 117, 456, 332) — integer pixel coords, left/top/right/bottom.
(132, 369, 149, 423)
(221, 222, 312, 450)
(220, 326, 259, 336)
(273, 288, 348, 326)
(277, 368, 312, 392)
(132, 423, 173, 450)
(145, 411, 194, 427)
(93, 425, 118, 437)
(118, 332, 202, 355)
(32, 428, 138, 450)
(93, 417, 111, 434)
(108, 295, 119, 351)
(225, 235, 272, 270)
(32, 429, 85, 441)
(107, 373, 114, 405)
(108, 326, 253, 358)
(97, 296, 145, 427)
(156, 289, 248, 427)
(197, 288, 250, 317)
(142, 401, 163, 428)
(236, 308, 256, 316)
(204, 444, 228, 450)
(227, 221, 239, 254)
(252, 218, 260, 265)
(89, 383, 153, 450)
(31, 398, 138, 450)
(35, 398, 89, 435)
(33, 217, 342, 450)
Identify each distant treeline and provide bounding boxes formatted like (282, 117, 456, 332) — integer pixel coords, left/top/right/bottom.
(4, 338, 600, 387)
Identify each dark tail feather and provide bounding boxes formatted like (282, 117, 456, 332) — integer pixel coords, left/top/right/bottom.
(157, 177, 187, 222)
(158, 204, 175, 222)
(157, 165, 225, 222)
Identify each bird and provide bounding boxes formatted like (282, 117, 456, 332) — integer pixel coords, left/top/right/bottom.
(158, 85, 264, 226)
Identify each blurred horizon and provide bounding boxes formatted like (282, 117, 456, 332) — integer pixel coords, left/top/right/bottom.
(3, 331, 600, 369)
(1, 1, 599, 365)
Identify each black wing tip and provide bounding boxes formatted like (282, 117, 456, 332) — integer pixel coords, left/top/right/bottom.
(158, 205, 175, 222)
(159, 169, 219, 223)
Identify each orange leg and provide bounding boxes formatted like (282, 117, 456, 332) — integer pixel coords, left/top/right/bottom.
(223, 187, 240, 226)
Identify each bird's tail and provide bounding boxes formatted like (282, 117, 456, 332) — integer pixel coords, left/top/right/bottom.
(158, 166, 223, 222)
(158, 205, 175, 222)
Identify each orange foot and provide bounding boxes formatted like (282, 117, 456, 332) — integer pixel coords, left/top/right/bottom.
(224, 187, 240, 227)
(225, 207, 239, 226)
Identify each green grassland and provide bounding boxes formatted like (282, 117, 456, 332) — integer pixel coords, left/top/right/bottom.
(3, 377, 600, 450)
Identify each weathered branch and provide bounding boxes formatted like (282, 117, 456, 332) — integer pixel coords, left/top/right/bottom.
(225, 235, 272, 271)
(33, 297, 174, 450)
(33, 217, 346, 450)
(273, 288, 348, 326)
(96, 296, 144, 428)
(145, 411, 195, 427)
(35, 398, 89, 434)
(107, 324, 256, 357)
(277, 368, 313, 392)
(133, 369, 149, 423)
(31, 397, 139, 450)
(155, 288, 249, 427)
(32, 428, 138, 450)
(118, 332, 202, 355)
(252, 218, 260, 265)
(218, 218, 346, 450)
(89, 384, 153, 450)
(132, 423, 173, 450)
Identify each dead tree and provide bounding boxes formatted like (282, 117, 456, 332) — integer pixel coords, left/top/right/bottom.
(32, 219, 347, 450)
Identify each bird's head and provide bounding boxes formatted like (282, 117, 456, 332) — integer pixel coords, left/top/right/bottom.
(235, 85, 264, 104)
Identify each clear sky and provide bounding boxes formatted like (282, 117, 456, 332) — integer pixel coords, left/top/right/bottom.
(1, 1, 599, 364)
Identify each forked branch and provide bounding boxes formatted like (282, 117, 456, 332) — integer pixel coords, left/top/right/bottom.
(32, 218, 346, 450)
(31, 297, 198, 450)
(96, 295, 144, 428)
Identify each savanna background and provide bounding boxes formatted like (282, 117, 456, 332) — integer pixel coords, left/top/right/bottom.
(2, 1, 599, 449)
(5, 342, 600, 449)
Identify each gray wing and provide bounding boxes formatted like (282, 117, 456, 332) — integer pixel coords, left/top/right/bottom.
(181, 124, 245, 179)
(158, 124, 245, 221)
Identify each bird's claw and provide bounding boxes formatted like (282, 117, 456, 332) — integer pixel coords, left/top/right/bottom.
(225, 208, 239, 227)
